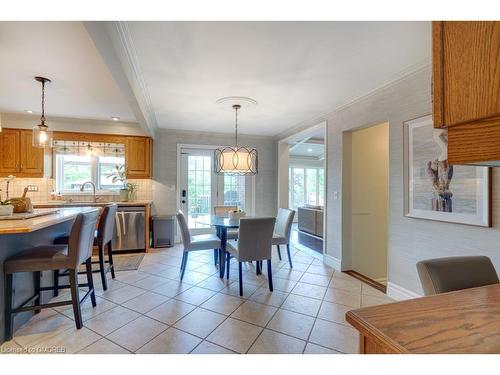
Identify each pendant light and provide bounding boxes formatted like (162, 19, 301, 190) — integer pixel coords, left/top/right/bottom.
(32, 76, 53, 148)
(214, 104, 258, 175)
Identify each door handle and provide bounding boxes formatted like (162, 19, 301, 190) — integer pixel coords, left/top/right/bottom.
(181, 200, 186, 204)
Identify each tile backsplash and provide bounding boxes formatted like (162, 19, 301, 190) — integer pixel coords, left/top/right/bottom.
(0, 177, 152, 203)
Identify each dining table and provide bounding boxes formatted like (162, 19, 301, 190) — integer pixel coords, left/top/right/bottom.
(196, 215, 243, 278)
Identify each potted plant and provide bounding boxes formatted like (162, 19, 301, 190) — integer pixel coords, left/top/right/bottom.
(0, 199, 13, 216)
(105, 165, 138, 202)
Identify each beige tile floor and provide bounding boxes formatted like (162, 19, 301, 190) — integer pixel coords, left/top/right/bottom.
(1, 244, 393, 354)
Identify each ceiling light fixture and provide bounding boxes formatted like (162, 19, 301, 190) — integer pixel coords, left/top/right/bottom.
(25, 110, 33, 114)
(32, 76, 53, 148)
(214, 104, 258, 176)
(111, 116, 120, 121)
(308, 148, 313, 152)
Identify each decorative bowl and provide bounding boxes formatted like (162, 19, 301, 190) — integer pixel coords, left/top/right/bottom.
(0, 205, 14, 216)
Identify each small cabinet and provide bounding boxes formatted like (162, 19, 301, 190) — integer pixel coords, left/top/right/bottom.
(0, 128, 44, 177)
(125, 137, 152, 178)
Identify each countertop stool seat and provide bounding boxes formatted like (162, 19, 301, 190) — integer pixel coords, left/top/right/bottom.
(53, 203, 118, 294)
(3, 210, 100, 341)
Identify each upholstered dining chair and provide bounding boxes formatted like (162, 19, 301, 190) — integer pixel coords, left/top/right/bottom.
(4, 210, 99, 340)
(272, 208, 295, 268)
(212, 205, 239, 265)
(417, 256, 499, 296)
(177, 210, 221, 280)
(225, 217, 276, 296)
(54, 203, 118, 293)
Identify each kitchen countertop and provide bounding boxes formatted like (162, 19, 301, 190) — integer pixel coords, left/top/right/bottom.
(0, 207, 100, 234)
(33, 200, 152, 208)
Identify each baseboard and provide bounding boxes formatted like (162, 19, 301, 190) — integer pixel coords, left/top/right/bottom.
(323, 254, 341, 271)
(386, 281, 421, 301)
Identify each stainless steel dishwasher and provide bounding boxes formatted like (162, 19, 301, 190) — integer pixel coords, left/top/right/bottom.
(112, 206, 146, 252)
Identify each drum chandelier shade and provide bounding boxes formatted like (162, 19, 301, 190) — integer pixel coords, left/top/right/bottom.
(214, 104, 258, 175)
(32, 76, 53, 148)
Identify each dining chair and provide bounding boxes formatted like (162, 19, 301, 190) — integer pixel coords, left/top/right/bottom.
(4, 210, 99, 340)
(225, 217, 276, 296)
(177, 210, 222, 280)
(417, 256, 499, 296)
(272, 208, 295, 268)
(212, 205, 239, 266)
(53, 203, 118, 293)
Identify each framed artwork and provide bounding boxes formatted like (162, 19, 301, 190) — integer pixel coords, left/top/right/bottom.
(404, 115, 491, 227)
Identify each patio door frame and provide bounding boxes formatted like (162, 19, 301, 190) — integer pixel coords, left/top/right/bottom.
(176, 144, 256, 241)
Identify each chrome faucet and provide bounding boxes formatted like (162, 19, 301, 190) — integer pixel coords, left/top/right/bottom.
(80, 181, 98, 203)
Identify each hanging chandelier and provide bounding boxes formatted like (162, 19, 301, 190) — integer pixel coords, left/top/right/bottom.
(214, 104, 258, 175)
(32, 76, 53, 148)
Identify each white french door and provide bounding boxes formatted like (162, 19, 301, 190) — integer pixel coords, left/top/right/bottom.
(179, 146, 254, 234)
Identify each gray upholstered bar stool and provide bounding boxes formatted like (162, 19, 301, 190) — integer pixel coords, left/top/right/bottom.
(53, 203, 118, 293)
(177, 210, 221, 280)
(4, 210, 99, 341)
(272, 208, 295, 268)
(416, 256, 499, 296)
(225, 217, 276, 296)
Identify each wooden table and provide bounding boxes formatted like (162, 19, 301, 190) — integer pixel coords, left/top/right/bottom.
(346, 284, 500, 353)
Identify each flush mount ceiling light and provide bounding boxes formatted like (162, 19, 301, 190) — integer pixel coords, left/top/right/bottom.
(214, 104, 258, 176)
(32, 76, 53, 148)
(111, 116, 120, 121)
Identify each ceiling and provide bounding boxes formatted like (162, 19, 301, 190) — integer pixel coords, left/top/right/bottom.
(125, 21, 431, 136)
(0, 22, 136, 123)
(289, 142, 324, 158)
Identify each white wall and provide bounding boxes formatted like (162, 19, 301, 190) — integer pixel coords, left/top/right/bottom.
(152, 129, 277, 217)
(348, 122, 389, 280)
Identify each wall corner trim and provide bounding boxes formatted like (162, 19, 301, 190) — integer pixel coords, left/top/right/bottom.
(386, 281, 421, 301)
(323, 254, 341, 271)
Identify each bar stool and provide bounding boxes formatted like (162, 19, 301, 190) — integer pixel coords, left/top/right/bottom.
(53, 203, 118, 294)
(4, 210, 100, 341)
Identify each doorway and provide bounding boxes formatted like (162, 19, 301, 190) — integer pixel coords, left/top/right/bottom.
(343, 122, 389, 289)
(178, 146, 254, 235)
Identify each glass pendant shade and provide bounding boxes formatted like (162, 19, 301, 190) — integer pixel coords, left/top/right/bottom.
(215, 146, 258, 175)
(32, 124, 53, 148)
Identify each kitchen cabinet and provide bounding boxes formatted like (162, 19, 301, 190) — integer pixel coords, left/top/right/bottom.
(432, 21, 500, 165)
(0, 128, 44, 177)
(125, 136, 152, 178)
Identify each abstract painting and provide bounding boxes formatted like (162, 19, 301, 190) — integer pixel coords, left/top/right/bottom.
(404, 115, 491, 227)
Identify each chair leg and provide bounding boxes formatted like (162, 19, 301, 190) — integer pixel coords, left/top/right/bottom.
(180, 252, 188, 280)
(226, 252, 230, 279)
(98, 244, 108, 291)
(213, 249, 218, 266)
(276, 245, 282, 261)
(4, 273, 14, 341)
(85, 258, 97, 307)
(107, 242, 115, 279)
(34, 271, 41, 314)
(238, 262, 243, 296)
(69, 269, 83, 329)
(286, 244, 293, 269)
(53, 269, 59, 297)
(267, 259, 273, 292)
(256, 260, 260, 275)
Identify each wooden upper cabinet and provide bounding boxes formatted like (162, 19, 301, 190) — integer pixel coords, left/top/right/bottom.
(0, 129, 44, 177)
(433, 21, 500, 128)
(125, 137, 152, 178)
(0, 129, 21, 174)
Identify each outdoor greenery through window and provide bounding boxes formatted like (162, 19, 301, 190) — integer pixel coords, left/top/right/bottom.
(55, 154, 125, 193)
(289, 167, 324, 209)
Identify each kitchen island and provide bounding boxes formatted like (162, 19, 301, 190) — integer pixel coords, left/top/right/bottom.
(0, 207, 99, 344)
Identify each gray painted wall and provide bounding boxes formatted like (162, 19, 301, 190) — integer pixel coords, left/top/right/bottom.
(151, 129, 277, 217)
(324, 65, 500, 295)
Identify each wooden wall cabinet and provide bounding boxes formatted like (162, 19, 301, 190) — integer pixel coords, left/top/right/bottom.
(0, 129, 44, 177)
(125, 136, 152, 178)
(433, 21, 500, 164)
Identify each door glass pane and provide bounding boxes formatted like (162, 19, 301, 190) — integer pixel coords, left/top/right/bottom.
(306, 168, 317, 205)
(318, 168, 325, 206)
(187, 155, 212, 229)
(224, 174, 246, 211)
(292, 168, 305, 209)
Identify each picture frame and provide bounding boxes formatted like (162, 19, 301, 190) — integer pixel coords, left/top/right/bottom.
(404, 115, 491, 227)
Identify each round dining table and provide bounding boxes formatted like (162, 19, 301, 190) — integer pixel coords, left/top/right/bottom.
(196, 215, 242, 278)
